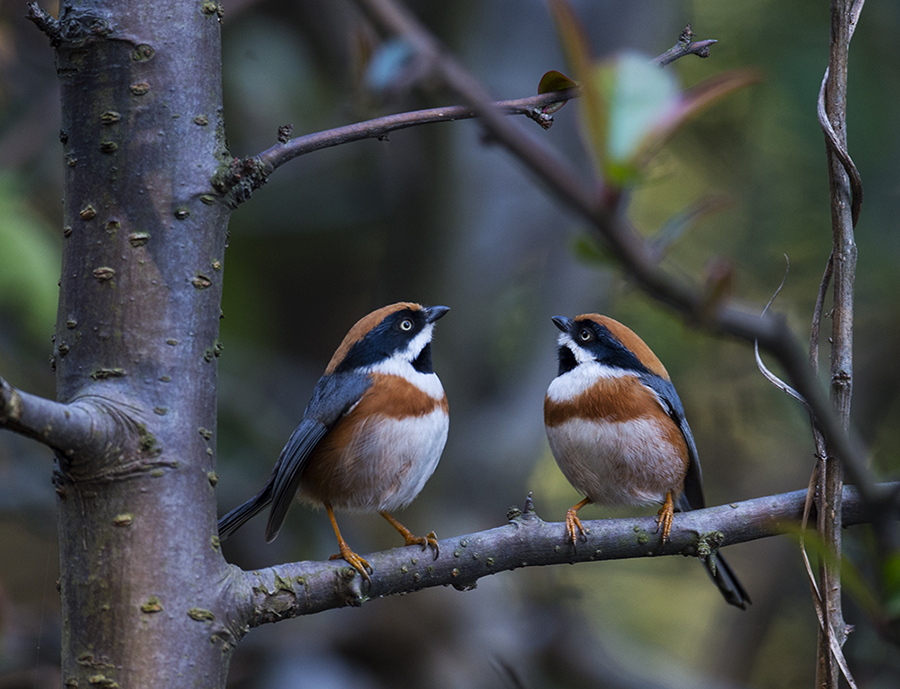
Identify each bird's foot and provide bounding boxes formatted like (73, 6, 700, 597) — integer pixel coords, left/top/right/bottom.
(565, 508, 589, 545)
(655, 491, 675, 543)
(380, 512, 439, 560)
(403, 530, 440, 560)
(330, 544, 373, 584)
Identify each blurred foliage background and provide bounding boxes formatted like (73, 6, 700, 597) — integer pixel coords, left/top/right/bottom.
(1, 0, 899, 687)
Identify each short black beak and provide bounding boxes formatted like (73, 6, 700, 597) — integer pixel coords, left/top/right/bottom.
(551, 315, 573, 333)
(425, 305, 450, 323)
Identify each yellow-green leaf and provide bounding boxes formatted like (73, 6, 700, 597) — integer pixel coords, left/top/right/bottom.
(537, 70, 578, 114)
(538, 70, 578, 94)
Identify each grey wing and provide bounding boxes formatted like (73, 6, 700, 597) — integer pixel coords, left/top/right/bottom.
(264, 371, 372, 542)
(217, 371, 371, 541)
(639, 374, 705, 511)
(641, 375, 750, 608)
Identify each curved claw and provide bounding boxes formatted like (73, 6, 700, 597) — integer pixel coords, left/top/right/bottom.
(565, 507, 589, 545)
(330, 545, 373, 584)
(564, 497, 591, 545)
(656, 491, 675, 543)
(380, 512, 440, 559)
(407, 530, 440, 560)
(325, 502, 373, 584)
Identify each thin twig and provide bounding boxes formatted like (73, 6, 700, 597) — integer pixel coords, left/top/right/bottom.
(810, 253, 834, 371)
(754, 257, 812, 412)
(215, 88, 579, 207)
(652, 24, 718, 66)
(25, 2, 62, 46)
(799, 470, 859, 689)
(256, 90, 578, 171)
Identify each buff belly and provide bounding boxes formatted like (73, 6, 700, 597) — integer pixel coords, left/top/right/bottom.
(546, 416, 686, 506)
(297, 407, 449, 512)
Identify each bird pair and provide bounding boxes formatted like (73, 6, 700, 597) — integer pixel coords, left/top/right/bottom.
(218, 302, 750, 608)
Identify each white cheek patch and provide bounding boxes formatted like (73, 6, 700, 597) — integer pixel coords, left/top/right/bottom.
(558, 332, 595, 366)
(407, 323, 435, 359)
(546, 360, 632, 402)
(365, 323, 444, 399)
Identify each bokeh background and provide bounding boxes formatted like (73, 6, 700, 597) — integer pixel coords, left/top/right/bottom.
(1, 0, 900, 686)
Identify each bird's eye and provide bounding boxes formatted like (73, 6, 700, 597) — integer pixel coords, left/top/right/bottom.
(399, 318, 413, 331)
(579, 328, 593, 342)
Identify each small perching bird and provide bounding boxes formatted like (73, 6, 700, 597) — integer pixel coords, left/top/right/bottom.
(218, 302, 450, 583)
(543, 313, 750, 609)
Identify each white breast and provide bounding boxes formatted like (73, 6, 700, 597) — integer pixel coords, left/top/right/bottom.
(546, 361, 633, 402)
(546, 416, 685, 506)
(304, 407, 449, 513)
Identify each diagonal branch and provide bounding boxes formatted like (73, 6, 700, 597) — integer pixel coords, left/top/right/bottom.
(230, 485, 887, 631)
(352, 0, 881, 509)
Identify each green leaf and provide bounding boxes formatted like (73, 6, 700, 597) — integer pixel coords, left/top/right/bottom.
(595, 58, 759, 185)
(650, 195, 733, 258)
(538, 70, 578, 94)
(605, 53, 679, 165)
(537, 70, 578, 114)
(548, 0, 758, 187)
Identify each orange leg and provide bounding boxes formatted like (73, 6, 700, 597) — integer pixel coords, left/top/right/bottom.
(565, 497, 592, 545)
(325, 503, 372, 583)
(656, 491, 675, 543)
(380, 511, 439, 560)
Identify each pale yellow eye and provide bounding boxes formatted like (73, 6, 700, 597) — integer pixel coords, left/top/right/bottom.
(400, 319, 413, 331)
(579, 328, 592, 342)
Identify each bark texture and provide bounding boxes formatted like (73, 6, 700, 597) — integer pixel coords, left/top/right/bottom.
(44, 1, 236, 685)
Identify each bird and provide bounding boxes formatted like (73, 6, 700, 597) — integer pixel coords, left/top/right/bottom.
(543, 313, 750, 609)
(218, 302, 450, 583)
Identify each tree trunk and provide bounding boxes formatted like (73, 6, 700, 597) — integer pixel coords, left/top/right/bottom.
(45, 1, 236, 685)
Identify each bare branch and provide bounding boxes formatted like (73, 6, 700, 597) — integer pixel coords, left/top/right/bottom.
(214, 90, 577, 207)
(755, 257, 813, 412)
(231, 485, 887, 629)
(815, 0, 867, 682)
(652, 24, 718, 67)
(0, 375, 157, 479)
(0, 375, 93, 455)
(25, 2, 62, 46)
(352, 0, 882, 508)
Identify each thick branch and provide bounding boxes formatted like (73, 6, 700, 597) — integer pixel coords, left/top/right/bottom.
(353, 0, 880, 508)
(0, 375, 94, 455)
(233, 485, 886, 628)
(0, 375, 168, 485)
